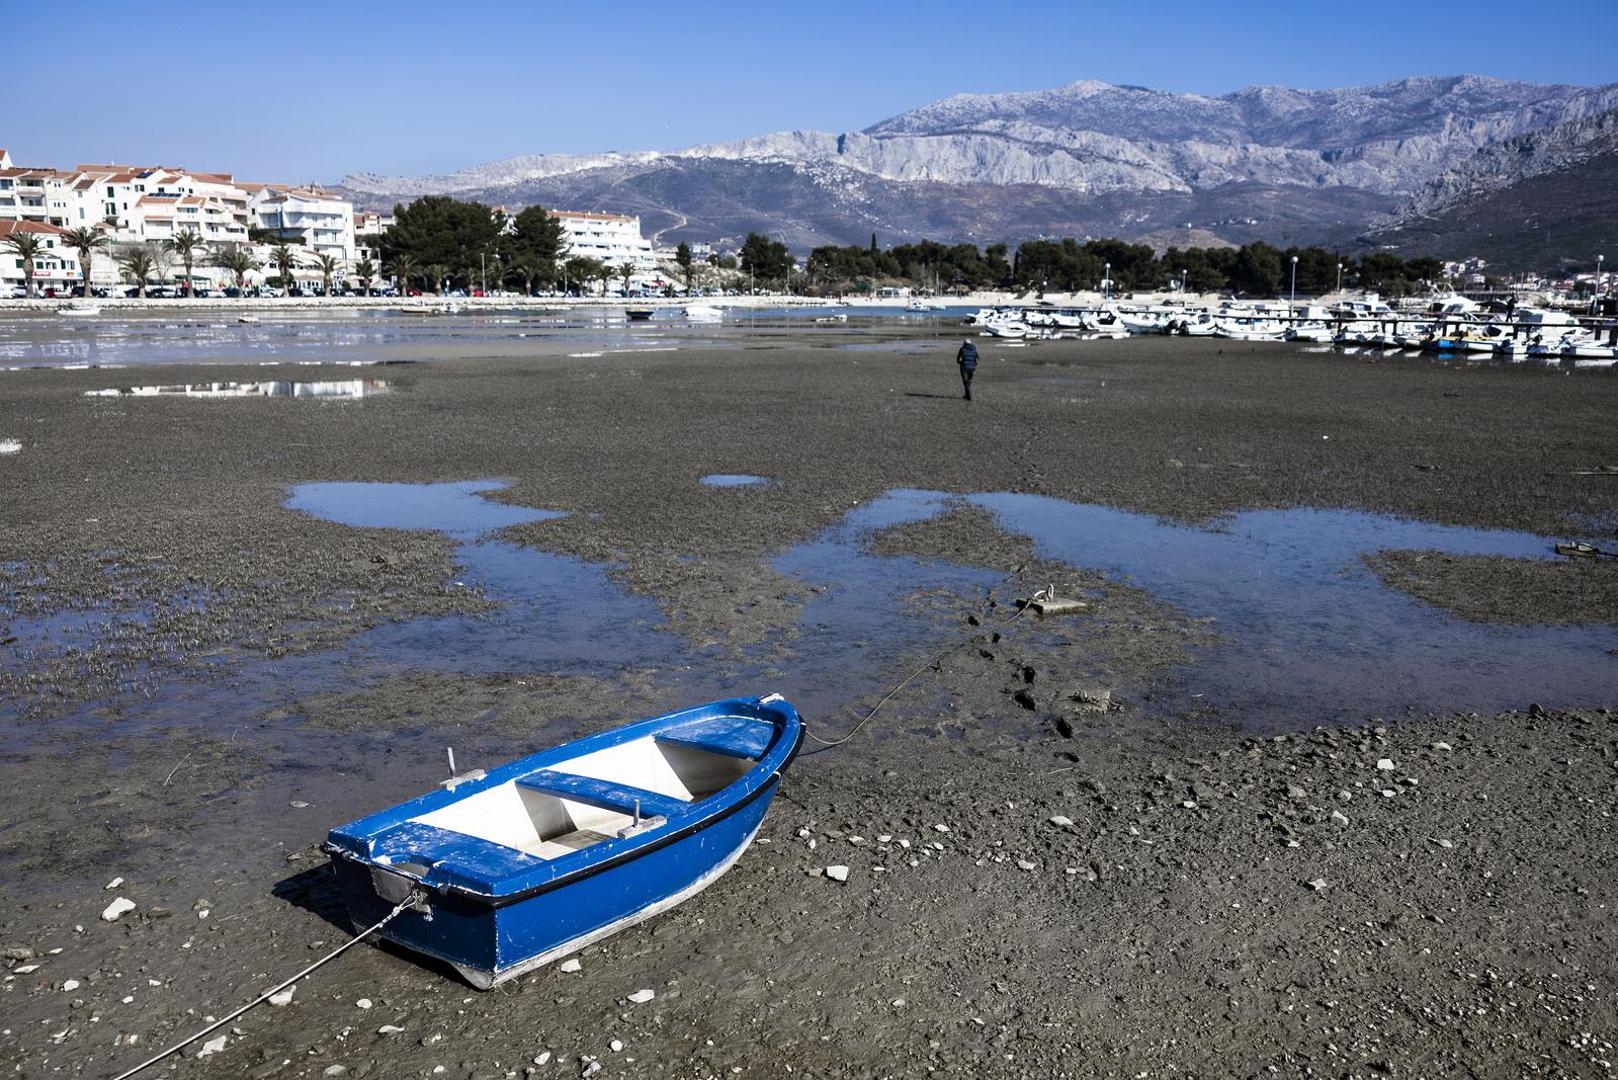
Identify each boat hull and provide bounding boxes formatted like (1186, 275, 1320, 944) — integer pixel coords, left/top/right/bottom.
(332, 775, 778, 987)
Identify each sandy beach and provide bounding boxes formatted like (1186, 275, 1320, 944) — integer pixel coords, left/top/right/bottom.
(1, 316, 1616, 1078)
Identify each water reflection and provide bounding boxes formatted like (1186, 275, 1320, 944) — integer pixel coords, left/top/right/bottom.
(85, 379, 390, 399)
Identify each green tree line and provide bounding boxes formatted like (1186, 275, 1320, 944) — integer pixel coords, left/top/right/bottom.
(375, 196, 567, 294)
(807, 236, 1448, 298)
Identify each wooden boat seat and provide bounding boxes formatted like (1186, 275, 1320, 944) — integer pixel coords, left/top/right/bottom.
(515, 769, 691, 820)
(657, 715, 775, 759)
(365, 821, 548, 892)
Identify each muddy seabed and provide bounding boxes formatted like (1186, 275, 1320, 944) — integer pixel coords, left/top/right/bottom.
(2, 329, 1616, 1079)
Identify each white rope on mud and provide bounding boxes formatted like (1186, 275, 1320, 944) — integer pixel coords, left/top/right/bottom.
(802, 585, 1052, 752)
(109, 893, 423, 1080)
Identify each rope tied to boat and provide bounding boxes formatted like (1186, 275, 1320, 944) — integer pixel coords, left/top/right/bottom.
(802, 584, 1055, 752)
(108, 890, 428, 1080)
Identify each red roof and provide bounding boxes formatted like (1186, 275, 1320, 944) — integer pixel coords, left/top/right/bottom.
(0, 220, 71, 238)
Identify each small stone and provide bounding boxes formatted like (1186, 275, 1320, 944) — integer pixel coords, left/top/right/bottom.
(2, 946, 35, 962)
(267, 987, 295, 1007)
(1432, 742, 1452, 751)
(877, 834, 892, 843)
(1048, 815, 1073, 828)
(609, 1040, 624, 1052)
(196, 1034, 228, 1057)
(1381, 789, 1397, 798)
(933, 824, 950, 833)
(626, 989, 654, 1004)
(290, 801, 311, 809)
(582, 1062, 601, 1078)
(1016, 859, 1037, 872)
(1307, 878, 1328, 892)
(824, 865, 850, 883)
(1435, 838, 1454, 849)
(1285, 785, 1307, 800)
(558, 959, 582, 974)
(62, 979, 80, 992)
(534, 1052, 552, 1065)
(1330, 810, 1349, 826)
(1376, 759, 1395, 771)
(892, 997, 907, 1007)
(1181, 800, 1198, 809)
(324, 1067, 347, 1077)
(377, 1025, 406, 1035)
(104, 877, 124, 891)
(101, 897, 137, 922)
(355, 998, 373, 1009)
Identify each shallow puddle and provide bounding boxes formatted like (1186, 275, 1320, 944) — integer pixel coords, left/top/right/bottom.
(286, 480, 560, 539)
(952, 493, 1618, 724)
(701, 474, 773, 488)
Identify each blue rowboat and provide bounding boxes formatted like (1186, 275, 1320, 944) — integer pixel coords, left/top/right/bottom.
(324, 695, 803, 988)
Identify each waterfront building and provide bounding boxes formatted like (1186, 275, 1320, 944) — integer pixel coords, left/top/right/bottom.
(549, 210, 657, 274)
(247, 185, 357, 263)
(0, 153, 73, 227)
(0, 219, 82, 294)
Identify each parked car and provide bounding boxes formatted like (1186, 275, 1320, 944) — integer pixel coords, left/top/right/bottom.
(5, 285, 27, 299)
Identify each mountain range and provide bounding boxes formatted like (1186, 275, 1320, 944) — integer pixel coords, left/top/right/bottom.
(336, 75, 1618, 268)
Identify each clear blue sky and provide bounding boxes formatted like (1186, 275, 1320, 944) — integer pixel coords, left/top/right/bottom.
(5, 0, 1615, 182)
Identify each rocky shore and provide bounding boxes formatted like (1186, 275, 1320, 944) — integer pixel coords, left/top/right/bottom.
(1, 329, 1615, 1077)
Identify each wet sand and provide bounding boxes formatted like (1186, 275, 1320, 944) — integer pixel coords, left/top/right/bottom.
(2, 331, 1616, 1078)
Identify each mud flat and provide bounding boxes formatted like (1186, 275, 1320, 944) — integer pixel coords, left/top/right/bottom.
(1, 333, 1616, 1077)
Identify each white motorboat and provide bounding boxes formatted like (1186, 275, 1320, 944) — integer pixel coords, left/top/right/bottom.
(1284, 321, 1334, 343)
(59, 304, 101, 317)
(1120, 311, 1172, 335)
(983, 320, 1029, 339)
(683, 303, 723, 320)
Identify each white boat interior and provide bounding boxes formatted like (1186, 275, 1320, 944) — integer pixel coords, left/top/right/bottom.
(409, 736, 753, 862)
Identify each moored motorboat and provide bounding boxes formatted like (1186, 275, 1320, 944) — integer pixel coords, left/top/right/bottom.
(325, 695, 803, 989)
(59, 303, 101, 317)
(625, 307, 656, 321)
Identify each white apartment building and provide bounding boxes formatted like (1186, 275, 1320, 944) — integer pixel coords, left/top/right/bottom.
(0, 220, 83, 294)
(550, 210, 657, 273)
(0, 150, 74, 227)
(249, 186, 357, 263)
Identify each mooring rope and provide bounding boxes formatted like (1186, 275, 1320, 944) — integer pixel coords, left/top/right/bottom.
(109, 893, 424, 1080)
(801, 585, 1052, 753)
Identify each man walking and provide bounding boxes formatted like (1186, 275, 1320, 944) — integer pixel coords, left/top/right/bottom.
(956, 338, 978, 400)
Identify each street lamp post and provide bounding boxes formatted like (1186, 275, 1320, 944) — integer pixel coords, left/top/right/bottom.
(1179, 268, 1186, 295)
(1103, 262, 1111, 302)
(1290, 255, 1299, 313)
(1335, 262, 1343, 297)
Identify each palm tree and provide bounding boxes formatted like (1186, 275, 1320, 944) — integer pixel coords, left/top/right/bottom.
(165, 230, 206, 296)
(63, 226, 111, 298)
(315, 254, 339, 297)
(424, 263, 448, 296)
(3, 231, 46, 298)
(597, 262, 615, 297)
(118, 245, 157, 299)
(354, 257, 377, 295)
(269, 242, 298, 295)
(619, 262, 635, 296)
(384, 254, 417, 296)
(214, 248, 260, 294)
(506, 261, 533, 298)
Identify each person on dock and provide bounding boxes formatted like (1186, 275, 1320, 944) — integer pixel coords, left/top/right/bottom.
(956, 339, 978, 400)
